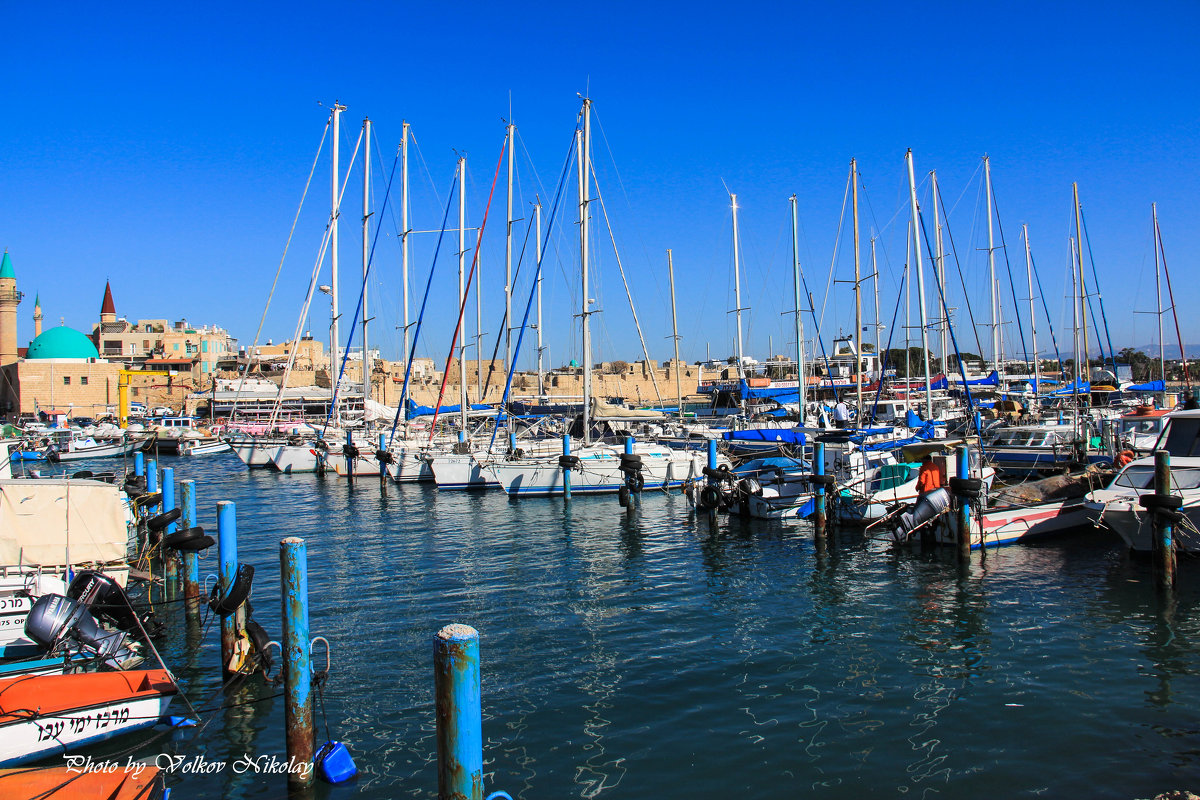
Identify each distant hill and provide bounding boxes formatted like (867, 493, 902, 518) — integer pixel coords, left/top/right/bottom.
(1130, 344, 1200, 360)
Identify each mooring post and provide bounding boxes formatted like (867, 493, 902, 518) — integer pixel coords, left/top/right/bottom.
(217, 501, 239, 679)
(379, 432, 386, 452)
(625, 436, 634, 455)
(562, 434, 572, 501)
(134, 451, 144, 478)
(434, 623, 482, 800)
(280, 537, 314, 790)
(179, 479, 200, 624)
(509, 431, 517, 453)
(956, 444, 971, 561)
(814, 441, 827, 542)
(345, 429, 355, 478)
(146, 459, 159, 515)
(707, 439, 717, 473)
(161, 466, 178, 596)
(1154, 450, 1176, 590)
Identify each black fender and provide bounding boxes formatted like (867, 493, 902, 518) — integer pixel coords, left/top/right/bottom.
(209, 563, 254, 616)
(147, 508, 182, 532)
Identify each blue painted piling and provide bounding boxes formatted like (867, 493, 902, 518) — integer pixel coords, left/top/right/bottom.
(434, 623, 482, 800)
(509, 432, 517, 453)
(280, 537, 314, 790)
(707, 439, 717, 472)
(813, 441, 826, 541)
(345, 430, 355, 477)
(956, 445, 971, 560)
(146, 460, 158, 514)
(562, 434, 572, 501)
(624, 436, 633, 455)
(134, 451, 144, 477)
(379, 432, 386, 451)
(1154, 451, 1176, 589)
(217, 501, 239, 678)
(179, 480, 200, 623)
(161, 467, 178, 594)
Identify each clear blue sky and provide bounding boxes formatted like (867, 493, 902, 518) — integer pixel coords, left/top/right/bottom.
(4, 2, 1197, 370)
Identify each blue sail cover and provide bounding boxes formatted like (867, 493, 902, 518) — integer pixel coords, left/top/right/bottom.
(407, 400, 493, 417)
(1127, 380, 1166, 392)
(738, 380, 804, 400)
(723, 428, 806, 446)
(1050, 380, 1090, 396)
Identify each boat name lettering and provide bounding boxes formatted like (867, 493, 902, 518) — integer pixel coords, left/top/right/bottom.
(0, 596, 31, 612)
(37, 706, 132, 741)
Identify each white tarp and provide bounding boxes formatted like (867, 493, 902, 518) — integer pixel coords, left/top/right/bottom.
(590, 397, 664, 421)
(0, 479, 129, 567)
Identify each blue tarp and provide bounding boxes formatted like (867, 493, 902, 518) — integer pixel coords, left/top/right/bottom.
(1050, 380, 1090, 396)
(723, 428, 806, 446)
(739, 380, 803, 400)
(1127, 380, 1166, 392)
(407, 400, 493, 417)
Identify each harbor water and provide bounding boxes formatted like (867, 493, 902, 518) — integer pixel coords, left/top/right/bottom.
(51, 453, 1200, 797)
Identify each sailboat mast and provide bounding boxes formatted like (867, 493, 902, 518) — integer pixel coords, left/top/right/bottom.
(458, 156, 468, 434)
(505, 122, 515, 374)
(1022, 224, 1040, 396)
(330, 103, 343, 398)
(905, 150, 933, 419)
(790, 195, 807, 414)
(535, 197, 544, 397)
(1073, 183, 1090, 385)
(731, 193, 746, 381)
(579, 100, 594, 445)
(932, 170, 948, 367)
(668, 249, 683, 420)
(871, 237, 881, 362)
(361, 117, 371, 405)
(401, 121, 411, 376)
(984, 156, 1000, 376)
(1070, 236, 1082, 433)
(476, 244, 483, 403)
(851, 159, 863, 417)
(1153, 203, 1165, 395)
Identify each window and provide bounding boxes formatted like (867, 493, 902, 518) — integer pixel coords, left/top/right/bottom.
(81, 376, 89, 386)
(143, 339, 150, 350)
(63, 376, 71, 385)
(202, 341, 208, 353)
(173, 343, 179, 351)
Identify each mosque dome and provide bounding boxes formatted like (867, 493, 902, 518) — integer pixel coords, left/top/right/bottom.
(25, 326, 101, 360)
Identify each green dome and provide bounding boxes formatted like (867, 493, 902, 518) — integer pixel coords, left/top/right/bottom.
(25, 326, 100, 360)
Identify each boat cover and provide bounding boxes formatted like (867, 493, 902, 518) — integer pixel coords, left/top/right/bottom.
(0, 479, 128, 566)
(723, 428, 806, 445)
(1127, 380, 1166, 392)
(590, 398, 664, 420)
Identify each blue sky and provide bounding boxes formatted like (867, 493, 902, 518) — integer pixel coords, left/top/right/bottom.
(4, 2, 1197, 370)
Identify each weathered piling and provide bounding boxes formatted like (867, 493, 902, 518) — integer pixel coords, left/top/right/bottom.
(434, 623, 482, 800)
(146, 459, 159, 514)
(955, 445, 971, 561)
(280, 536, 314, 790)
(562, 434, 572, 501)
(217, 501, 240, 678)
(1153, 450, 1177, 589)
(179, 479, 201, 623)
(161, 467, 179, 596)
(344, 430, 355, 479)
(813, 441, 827, 542)
(134, 451, 144, 477)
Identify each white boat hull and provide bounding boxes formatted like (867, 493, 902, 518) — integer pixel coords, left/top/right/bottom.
(0, 692, 174, 767)
(486, 447, 705, 497)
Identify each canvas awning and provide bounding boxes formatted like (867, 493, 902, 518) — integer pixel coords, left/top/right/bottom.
(0, 479, 129, 567)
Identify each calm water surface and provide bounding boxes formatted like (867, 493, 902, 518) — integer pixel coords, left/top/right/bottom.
(49, 454, 1200, 798)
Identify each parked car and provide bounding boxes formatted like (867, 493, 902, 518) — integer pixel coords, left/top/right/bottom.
(150, 406, 174, 416)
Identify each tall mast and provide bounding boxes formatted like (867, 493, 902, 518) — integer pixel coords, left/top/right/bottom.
(871, 236, 881, 361)
(400, 121, 411, 376)
(668, 249, 684, 421)
(789, 195, 807, 414)
(851, 159, 863, 418)
(1153, 203, 1165, 397)
(476, 243, 483, 403)
(931, 170, 948, 367)
(1022, 224, 1040, 397)
(329, 103, 343, 399)
(458, 156, 468, 434)
(984, 156, 1000, 376)
(1073, 183, 1090, 386)
(1070, 236, 1082, 435)
(730, 193, 746, 382)
(579, 99, 594, 445)
(905, 149, 933, 419)
(505, 122, 515, 374)
(535, 197, 545, 397)
(361, 117, 371, 405)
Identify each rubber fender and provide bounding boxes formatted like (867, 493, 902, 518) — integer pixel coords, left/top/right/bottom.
(245, 618, 273, 674)
(147, 508, 182, 532)
(71, 470, 94, 479)
(810, 473, 836, 487)
(342, 444, 360, 459)
(698, 484, 723, 510)
(162, 526, 212, 551)
(702, 466, 731, 481)
(375, 450, 395, 465)
(625, 471, 645, 491)
(558, 454, 580, 469)
(618, 485, 630, 507)
(170, 534, 215, 552)
(209, 564, 254, 616)
(948, 476, 983, 495)
(133, 492, 163, 510)
(619, 453, 643, 468)
(1139, 493, 1183, 511)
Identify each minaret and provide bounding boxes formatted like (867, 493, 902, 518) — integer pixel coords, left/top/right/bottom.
(100, 281, 116, 324)
(33, 294, 42, 338)
(0, 250, 22, 367)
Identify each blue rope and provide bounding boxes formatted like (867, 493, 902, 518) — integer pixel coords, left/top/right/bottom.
(387, 170, 460, 445)
(322, 149, 401, 435)
(487, 131, 577, 451)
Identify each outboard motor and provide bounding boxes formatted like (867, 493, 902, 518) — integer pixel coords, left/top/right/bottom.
(896, 488, 952, 539)
(25, 594, 142, 670)
(68, 570, 154, 637)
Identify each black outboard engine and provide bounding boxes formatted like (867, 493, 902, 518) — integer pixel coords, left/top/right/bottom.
(68, 570, 159, 638)
(896, 488, 952, 539)
(25, 594, 142, 670)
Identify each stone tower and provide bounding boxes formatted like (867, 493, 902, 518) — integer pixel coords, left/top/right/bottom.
(100, 281, 116, 324)
(0, 250, 21, 367)
(33, 293, 42, 338)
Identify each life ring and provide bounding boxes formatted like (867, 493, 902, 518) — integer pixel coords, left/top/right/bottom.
(209, 563, 254, 616)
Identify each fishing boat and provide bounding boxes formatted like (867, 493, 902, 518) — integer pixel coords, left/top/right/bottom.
(1116, 405, 1171, 455)
(0, 765, 167, 799)
(178, 438, 232, 456)
(0, 670, 176, 766)
(487, 441, 711, 497)
(44, 432, 136, 463)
